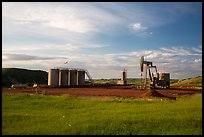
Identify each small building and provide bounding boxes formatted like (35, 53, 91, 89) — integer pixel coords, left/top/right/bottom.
(157, 73, 170, 88)
(117, 80, 127, 85)
(11, 84, 28, 88)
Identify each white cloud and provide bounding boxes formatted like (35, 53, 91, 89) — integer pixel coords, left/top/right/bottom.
(192, 46, 202, 53)
(131, 22, 147, 31)
(54, 43, 109, 51)
(2, 2, 123, 34)
(146, 52, 159, 59)
(194, 58, 201, 63)
(2, 53, 67, 61)
(129, 22, 151, 37)
(3, 2, 200, 48)
(3, 45, 202, 79)
(3, 2, 197, 39)
(160, 46, 201, 56)
(2, 43, 109, 57)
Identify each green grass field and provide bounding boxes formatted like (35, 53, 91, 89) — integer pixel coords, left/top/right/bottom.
(171, 76, 202, 87)
(2, 93, 202, 135)
(90, 78, 154, 85)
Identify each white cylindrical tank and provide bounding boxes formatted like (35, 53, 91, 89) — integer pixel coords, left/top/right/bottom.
(59, 69, 69, 86)
(77, 70, 85, 85)
(70, 69, 77, 86)
(48, 69, 59, 86)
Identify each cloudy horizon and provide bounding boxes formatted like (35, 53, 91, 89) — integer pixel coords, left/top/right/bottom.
(2, 2, 202, 79)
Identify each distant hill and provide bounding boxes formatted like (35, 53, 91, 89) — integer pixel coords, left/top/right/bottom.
(2, 68, 48, 87)
(171, 75, 202, 87)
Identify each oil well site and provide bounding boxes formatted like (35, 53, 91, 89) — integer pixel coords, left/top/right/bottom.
(3, 56, 202, 100)
(2, 2, 202, 135)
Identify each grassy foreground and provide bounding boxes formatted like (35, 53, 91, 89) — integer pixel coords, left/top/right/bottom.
(2, 93, 202, 135)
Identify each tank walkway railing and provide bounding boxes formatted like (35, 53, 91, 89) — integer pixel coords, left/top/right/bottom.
(54, 67, 85, 71)
(84, 70, 92, 81)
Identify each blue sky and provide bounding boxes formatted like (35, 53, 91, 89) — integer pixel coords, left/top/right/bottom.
(2, 2, 202, 79)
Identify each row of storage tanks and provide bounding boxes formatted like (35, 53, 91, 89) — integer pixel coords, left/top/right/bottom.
(48, 68, 85, 86)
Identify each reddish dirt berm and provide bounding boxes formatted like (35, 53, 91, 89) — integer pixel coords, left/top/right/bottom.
(2, 86, 201, 99)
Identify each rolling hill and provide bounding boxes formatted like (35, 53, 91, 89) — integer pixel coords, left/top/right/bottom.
(171, 75, 202, 87)
(2, 68, 48, 87)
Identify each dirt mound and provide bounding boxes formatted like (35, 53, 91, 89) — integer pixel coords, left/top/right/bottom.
(140, 90, 176, 100)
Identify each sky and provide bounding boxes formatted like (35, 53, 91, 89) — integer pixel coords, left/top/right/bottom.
(2, 2, 202, 79)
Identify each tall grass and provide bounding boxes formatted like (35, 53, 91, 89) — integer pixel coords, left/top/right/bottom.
(2, 93, 202, 135)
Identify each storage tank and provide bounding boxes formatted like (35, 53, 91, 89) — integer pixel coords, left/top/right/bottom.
(48, 69, 59, 86)
(59, 69, 69, 86)
(121, 70, 127, 81)
(117, 69, 127, 85)
(69, 69, 77, 85)
(77, 70, 85, 85)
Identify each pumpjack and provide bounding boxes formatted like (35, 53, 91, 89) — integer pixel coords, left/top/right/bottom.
(140, 56, 170, 90)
